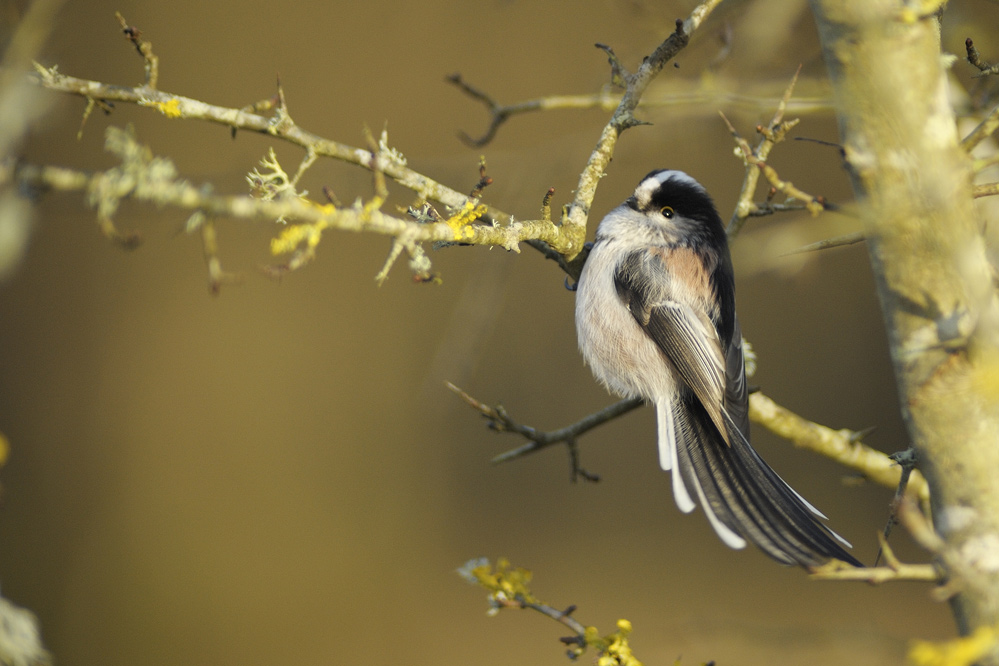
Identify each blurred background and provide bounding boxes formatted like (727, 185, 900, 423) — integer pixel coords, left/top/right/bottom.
(3, 0, 998, 664)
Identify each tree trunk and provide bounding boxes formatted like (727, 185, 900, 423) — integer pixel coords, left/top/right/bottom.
(811, 0, 999, 648)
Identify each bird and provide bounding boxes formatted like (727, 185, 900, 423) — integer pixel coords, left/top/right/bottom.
(574, 168, 861, 568)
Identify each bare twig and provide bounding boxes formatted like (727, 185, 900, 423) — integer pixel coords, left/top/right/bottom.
(783, 231, 866, 255)
(873, 448, 918, 566)
(961, 102, 999, 153)
(115, 12, 158, 89)
(447, 74, 834, 148)
(966, 38, 999, 78)
(449, 377, 929, 503)
(447, 382, 642, 481)
(446, 74, 620, 147)
(722, 110, 828, 223)
(724, 66, 833, 236)
(746, 199, 813, 217)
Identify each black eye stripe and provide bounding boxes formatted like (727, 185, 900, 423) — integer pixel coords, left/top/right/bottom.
(645, 178, 717, 223)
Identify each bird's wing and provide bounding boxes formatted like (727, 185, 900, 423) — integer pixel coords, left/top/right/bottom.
(614, 247, 731, 442)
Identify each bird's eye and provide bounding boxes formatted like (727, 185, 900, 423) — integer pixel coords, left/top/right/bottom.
(660, 206, 675, 218)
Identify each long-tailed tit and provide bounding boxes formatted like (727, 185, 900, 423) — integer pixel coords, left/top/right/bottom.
(575, 169, 861, 568)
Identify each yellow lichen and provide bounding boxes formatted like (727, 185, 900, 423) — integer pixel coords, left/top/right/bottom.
(909, 626, 997, 666)
(443, 201, 487, 240)
(270, 220, 328, 255)
(141, 98, 183, 118)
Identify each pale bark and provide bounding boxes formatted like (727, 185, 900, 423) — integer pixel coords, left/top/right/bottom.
(811, 0, 999, 648)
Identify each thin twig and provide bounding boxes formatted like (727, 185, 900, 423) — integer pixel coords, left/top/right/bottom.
(447, 382, 642, 480)
(115, 12, 158, 89)
(813, 500, 942, 584)
(973, 181, 999, 198)
(874, 447, 918, 566)
(491, 595, 589, 637)
(746, 200, 814, 217)
(447, 75, 834, 148)
(783, 231, 866, 255)
(966, 37, 999, 78)
(961, 102, 999, 153)
(446, 74, 620, 147)
(724, 66, 833, 236)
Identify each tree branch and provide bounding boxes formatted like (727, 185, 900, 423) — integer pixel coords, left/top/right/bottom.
(26, 3, 723, 284)
(451, 378, 931, 503)
(748, 391, 930, 504)
(966, 37, 999, 78)
(3, 127, 572, 287)
(29, 62, 519, 230)
(810, 532, 941, 583)
(446, 72, 835, 148)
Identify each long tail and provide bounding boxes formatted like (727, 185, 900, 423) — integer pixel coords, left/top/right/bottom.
(657, 396, 862, 568)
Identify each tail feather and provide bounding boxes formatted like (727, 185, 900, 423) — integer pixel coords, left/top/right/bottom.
(723, 415, 856, 549)
(659, 397, 861, 568)
(657, 401, 695, 513)
(674, 404, 818, 565)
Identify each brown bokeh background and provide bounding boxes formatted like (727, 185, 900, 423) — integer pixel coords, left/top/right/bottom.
(3, 1, 998, 664)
